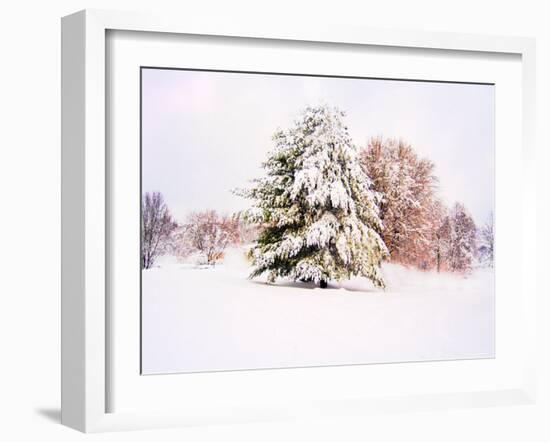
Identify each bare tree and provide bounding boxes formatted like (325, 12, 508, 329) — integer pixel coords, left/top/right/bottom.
(179, 210, 240, 265)
(141, 192, 178, 269)
(421, 198, 451, 272)
(478, 213, 494, 267)
(235, 216, 262, 245)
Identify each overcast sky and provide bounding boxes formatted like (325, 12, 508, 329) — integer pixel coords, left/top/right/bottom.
(142, 68, 494, 225)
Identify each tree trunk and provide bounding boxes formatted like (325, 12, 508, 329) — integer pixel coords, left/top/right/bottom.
(320, 280, 328, 289)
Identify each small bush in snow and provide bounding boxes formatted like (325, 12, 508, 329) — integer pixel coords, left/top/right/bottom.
(176, 210, 240, 266)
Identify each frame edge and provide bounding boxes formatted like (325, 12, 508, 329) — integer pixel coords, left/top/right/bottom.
(61, 8, 538, 432)
(61, 9, 87, 432)
(61, 9, 108, 433)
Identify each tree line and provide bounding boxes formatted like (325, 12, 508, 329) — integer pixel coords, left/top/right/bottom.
(141, 196, 255, 269)
(142, 105, 494, 288)
(361, 137, 493, 273)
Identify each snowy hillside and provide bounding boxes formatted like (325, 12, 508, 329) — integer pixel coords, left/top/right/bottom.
(142, 247, 494, 374)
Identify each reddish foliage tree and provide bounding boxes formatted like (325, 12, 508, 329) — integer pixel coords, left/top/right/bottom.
(360, 137, 438, 268)
(178, 210, 240, 265)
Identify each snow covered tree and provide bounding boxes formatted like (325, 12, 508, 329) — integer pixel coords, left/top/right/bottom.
(360, 137, 438, 268)
(432, 202, 452, 273)
(478, 213, 494, 268)
(141, 192, 178, 269)
(177, 210, 240, 265)
(416, 198, 451, 272)
(238, 105, 388, 288)
(446, 203, 477, 273)
(234, 217, 262, 245)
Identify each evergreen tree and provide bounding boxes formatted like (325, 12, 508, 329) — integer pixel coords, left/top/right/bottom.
(446, 203, 477, 273)
(239, 106, 388, 288)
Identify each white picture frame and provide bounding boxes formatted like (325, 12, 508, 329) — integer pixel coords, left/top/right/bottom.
(61, 9, 537, 433)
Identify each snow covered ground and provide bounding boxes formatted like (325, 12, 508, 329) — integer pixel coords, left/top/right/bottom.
(142, 247, 495, 374)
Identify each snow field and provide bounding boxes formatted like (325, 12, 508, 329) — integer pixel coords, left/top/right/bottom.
(142, 248, 494, 374)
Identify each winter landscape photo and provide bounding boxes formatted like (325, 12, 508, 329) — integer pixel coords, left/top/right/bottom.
(140, 68, 495, 375)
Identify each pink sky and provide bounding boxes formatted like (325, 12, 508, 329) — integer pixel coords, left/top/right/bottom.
(142, 68, 494, 226)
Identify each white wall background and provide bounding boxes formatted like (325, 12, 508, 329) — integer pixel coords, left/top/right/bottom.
(0, 1, 547, 441)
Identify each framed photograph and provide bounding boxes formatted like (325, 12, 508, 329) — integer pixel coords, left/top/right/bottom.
(61, 9, 537, 432)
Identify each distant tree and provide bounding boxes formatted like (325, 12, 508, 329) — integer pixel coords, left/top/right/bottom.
(238, 105, 388, 288)
(446, 203, 477, 273)
(478, 213, 494, 267)
(234, 216, 262, 244)
(424, 199, 451, 272)
(179, 210, 240, 265)
(360, 137, 438, 268)
(434, 211, 452, 273)
(141, 192, 178, 269)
